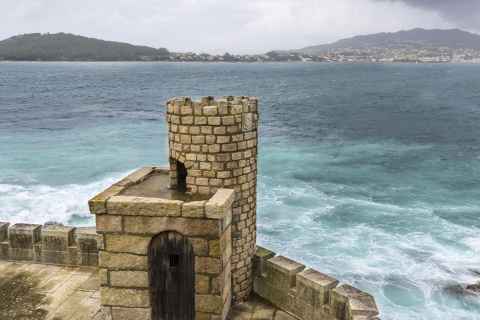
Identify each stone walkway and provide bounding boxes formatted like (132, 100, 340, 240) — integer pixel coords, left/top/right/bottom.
(0, 261, 297, 320)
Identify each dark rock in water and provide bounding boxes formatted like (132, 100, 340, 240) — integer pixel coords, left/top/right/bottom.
(466, 283, 480, 293)
(467, 269, 480, 276)
(43, 221, 63, 227)
(444, 282, 480, 296)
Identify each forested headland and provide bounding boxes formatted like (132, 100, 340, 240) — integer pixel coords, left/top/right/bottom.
(0, 33, 170, 61)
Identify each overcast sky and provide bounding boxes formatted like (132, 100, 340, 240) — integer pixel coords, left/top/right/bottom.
(1, 0, 479, 54)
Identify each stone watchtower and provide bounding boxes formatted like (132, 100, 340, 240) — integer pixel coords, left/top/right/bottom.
(166, 95, 259, 301)
(89, 95, 259, 320)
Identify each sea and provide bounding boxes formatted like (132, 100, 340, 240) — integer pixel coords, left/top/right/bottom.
(1, 61, 479, 319)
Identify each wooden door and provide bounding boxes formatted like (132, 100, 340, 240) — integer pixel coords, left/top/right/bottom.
(150, 231, 195, 320)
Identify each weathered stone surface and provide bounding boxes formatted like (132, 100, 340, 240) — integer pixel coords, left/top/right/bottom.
(42, 225, 75, 251)
(110, 270, 148, 288)
(182, 201, 206, 218)
(196, 274, 210, 294)
(96, 215, 122, 232)
(42, 249, 76, 265)
(0, 222, 9, 242)
(100, 287, 150, 307)
(89, 185, 126, 215)
(107, 196, 183, 217)
(77, 227, 98, 256)
(195, 294, 223, 313)
(265, 256, 305, 290)
(124, 216, 221, 237)
(99, 267, 108, 285)
(123, 166, 154, 184)
(205, 189, 235, 219)
(296, 268, 339, 307)
(8, 248, 35, 261)
(105, 234, 150, 255)
(99, 251, 148, 270)
(190, 237, 209, 256)
(111, 307, 151, 319)
(253, 246, 276, 277)
(8, 224, 42, 250)
(195, 257, 221, 274)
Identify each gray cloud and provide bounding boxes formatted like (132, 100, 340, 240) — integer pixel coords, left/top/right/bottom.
(375, 0, 480, 30)
(0, 0, 473, 54)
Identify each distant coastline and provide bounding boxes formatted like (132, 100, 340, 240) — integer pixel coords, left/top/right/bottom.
(2, 29, 480, 63)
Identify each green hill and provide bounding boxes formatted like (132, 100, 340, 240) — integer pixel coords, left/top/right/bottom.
(0, 33, 170, 61)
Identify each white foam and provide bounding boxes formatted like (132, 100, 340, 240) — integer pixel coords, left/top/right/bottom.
(0, 171, 132, 226)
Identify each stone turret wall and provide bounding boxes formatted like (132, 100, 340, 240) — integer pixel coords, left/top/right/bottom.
(0, 222, 98, 266)
(253, 246, 380, 320)
(166, 95, 259, 302)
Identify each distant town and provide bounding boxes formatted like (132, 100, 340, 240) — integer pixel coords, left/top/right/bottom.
(161, 44, 480, 63)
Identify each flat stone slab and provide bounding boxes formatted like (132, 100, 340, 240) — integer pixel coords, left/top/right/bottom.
(0, 261, 100, 320)
(0, 261, 295, 320)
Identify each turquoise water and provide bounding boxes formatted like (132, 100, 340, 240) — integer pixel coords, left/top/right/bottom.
(1, 62, 479, 319)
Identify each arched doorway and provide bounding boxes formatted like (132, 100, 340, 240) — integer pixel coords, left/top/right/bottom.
(149, 231, 195, 320)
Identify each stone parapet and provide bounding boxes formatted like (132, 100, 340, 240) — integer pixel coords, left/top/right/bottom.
(0, 222, 99, 266)
(253, 246, 380, 320)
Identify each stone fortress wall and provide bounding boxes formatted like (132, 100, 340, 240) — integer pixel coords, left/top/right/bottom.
(0, 221, 379, 320)
(0, 221, 98, 266)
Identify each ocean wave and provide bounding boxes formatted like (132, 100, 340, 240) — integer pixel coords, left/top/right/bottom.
(0, 171, 132, 226)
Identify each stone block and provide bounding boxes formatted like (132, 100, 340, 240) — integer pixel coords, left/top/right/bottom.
(253, 246, 276, 277)
(203, 106, 218, 115)
(122, 166, 154, 184)
(89, 185, 126, 215)
(42, 225, 75, 251)
(336, 285, 379, 319)
(8, 248, 34, 261)
(330, 284, 357, 319)
(0, 222, 9, 242)
(111, 307, 151, 319)
(99, 251, 148, 270)
(107, 196, 183, 217)
(105, 234, 150, 255)
(195, 294, 223, 313)
(42, 250, 73, 265)
(100, 287, 150, 308)
(8, 223, 42, 249)
(81, 253, 99, 266)
(195, 257, 221, 274)
(190, 237, 209, 256)
(99, 267, 108, 286)
(124, 216, 221, 237)
(182, 201, 206, 218)
(195, 274, 210, 294)
(205, 189, 235, 219)
(0, 241, 9, 260)
(68, 245, 79, 265)
(96, 214, 122, 232)
(296, 268, 339, 307)
(77, 227, 98, 254)
(266, 256, 305, 290)
(110, 270, 148, 288)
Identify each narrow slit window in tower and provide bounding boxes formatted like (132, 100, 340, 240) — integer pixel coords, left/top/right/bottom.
(177, 161, 188, 192)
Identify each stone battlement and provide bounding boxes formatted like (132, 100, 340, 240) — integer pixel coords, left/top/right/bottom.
(253, 246, 379, 320)
(0, 222, 98, 266)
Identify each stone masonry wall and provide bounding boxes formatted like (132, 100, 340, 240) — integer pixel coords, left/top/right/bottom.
(0, 222, 98, 266)
(253, 246, 380, 320)
(166, 95, 259, 302)
(89, 166, 235, 320)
